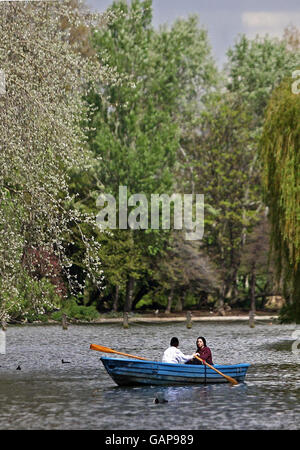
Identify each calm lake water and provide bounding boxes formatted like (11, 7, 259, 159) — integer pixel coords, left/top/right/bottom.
(0, 321, 299, 430)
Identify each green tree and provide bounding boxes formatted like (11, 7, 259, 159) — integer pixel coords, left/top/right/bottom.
(260, 77, 300, 322)
(207, 32, 300, 311)
(226, 34, 299, 130)
(194, 93, 260, 307)
(0, 1, 112, 322)
(149, 231, 221, 313)
(86, 0, 217, 311)
(239, 212, 274, 312)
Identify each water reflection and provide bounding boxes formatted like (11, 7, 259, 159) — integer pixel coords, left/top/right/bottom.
(152, 384, 246, 404)
(100, 382, 248, 407)
(155, 386, 206, 404)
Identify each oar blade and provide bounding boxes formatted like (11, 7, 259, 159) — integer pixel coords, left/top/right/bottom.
(90, 344, 148, 360)
(90, 344, 115, 353)
(225, 375, 239, 386)
(194, 355, 239, 385)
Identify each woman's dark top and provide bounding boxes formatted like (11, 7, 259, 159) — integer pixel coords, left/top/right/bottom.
(198, 346, 213, 365)
(186, 346, 213, 365)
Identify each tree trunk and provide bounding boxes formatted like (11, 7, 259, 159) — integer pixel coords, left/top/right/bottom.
(124, 276, 134, 312)
(132, 285, 149, 310)
(215, 289, 225, 316)
(197, 291, 208, 309)
(113, 285, 119, 312)
(62, 313, 68, 330)
(165, 287, 174, 314)
(250, 263, 256, 314)
(224, 267, 239, 304)
(249, 262, 256, 328)
(174, 292, 185, 313)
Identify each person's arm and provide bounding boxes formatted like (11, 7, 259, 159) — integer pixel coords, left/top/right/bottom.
(175, 348, 195, 364)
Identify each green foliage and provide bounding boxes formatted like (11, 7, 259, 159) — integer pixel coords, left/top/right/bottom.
(0, 1, 108, 322)
(83, 0, 218, 311)
(260, 76, 300, 321)
(89, 1, 179, 197)
(221, 36, 300, 310)
(3, 272, 61, 323)
(278, 303, 298, 324)
(183, 292, 198, 309)
(194, 93, 260, 299)
(135, 292, 165, 310)
(51, 298, 99, 322)
(226, 34, 299, 128)
(2, 1, 298, 320)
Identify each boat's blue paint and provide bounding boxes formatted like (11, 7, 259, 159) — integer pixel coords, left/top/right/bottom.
(100, 356, 250, 386)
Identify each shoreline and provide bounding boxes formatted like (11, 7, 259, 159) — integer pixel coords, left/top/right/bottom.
(92, 313, 278, 324)
(5, 310, 280, 326)
(90, 309, 279, 324)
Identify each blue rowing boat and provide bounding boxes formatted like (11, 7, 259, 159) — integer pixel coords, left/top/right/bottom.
(100, 357, 250, 386)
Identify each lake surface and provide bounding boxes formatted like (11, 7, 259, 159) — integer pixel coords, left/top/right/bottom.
(0, 321, 299, 430)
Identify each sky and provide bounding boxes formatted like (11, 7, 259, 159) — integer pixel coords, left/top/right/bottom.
(85, 0, 300, 66)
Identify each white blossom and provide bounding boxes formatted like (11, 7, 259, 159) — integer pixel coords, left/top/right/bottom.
(0, 1, 112, 321)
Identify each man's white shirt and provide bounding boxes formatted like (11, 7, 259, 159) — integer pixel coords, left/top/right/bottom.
(162, 346, 193, 364)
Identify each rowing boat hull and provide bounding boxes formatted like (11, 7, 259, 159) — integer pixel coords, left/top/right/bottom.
(100, 357, 250, 386)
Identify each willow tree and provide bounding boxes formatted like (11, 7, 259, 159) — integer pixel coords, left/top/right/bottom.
(0, 1, 115, 322)
(260, 78, 300, 322)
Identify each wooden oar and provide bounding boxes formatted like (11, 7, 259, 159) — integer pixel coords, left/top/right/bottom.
(90, 344, 148, 360)
(194, 355, 238, 385)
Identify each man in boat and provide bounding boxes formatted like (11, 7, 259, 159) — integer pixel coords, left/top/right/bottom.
(162, 337, 196, 364)
(186, 336, 213, 365)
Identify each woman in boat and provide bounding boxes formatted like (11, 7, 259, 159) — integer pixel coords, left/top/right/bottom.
(186, 336, 213, 365)
(162, 337, 196, 364)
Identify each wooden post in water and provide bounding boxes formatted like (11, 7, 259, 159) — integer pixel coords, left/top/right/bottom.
(0, 321, 6, 355)
(186, 311, 192, 329)
(249, 263, 256, 328)
(123, 312, 129, 329)
(62, 313, 68, 330)
(249, 311, 255, 328)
